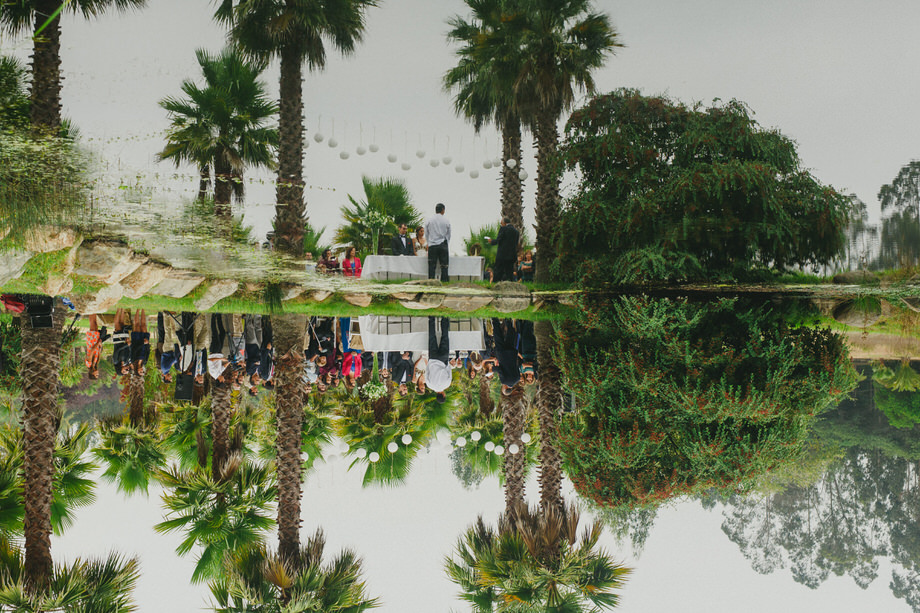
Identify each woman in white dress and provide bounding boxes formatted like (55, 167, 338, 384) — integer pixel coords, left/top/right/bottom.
(413, 225, 428, 256)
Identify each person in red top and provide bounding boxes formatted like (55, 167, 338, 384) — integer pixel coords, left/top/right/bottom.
(342, 246, 362, 278)
(85, 314, 106, 379)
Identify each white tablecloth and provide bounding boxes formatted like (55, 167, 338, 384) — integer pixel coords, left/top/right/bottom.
(357, 316, 484, 351)
(362, 255, 483, 280)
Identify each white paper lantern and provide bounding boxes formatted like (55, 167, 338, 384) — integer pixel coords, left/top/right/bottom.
(369, 143, 379, 152)
(369, 451, 380, 462)
(456, 436, 467, 448)
(506, 159, 517, 168)
(521, 432, 532, 444)
(339, 151, 350, 159)
(484, 441, 495, 452)
(401, 162, 411, 171)
(508, 443, 520, 455)
(471, 431, 481, 442)
(430, 159, 440, 167)
(416, 149, 426, 158)
(314, 132, 325, 143)
(401, 433, 413, 445)
(483, 160, 492, 169)
(304, 140, 310, 149)
(518, 169, 528, 181)
(469, 170, 479, 179)
(387, 441, 399, 453)
(494, 445, 505, 456)
(387, 153, 397, 163)
(356, 146, 367, 155)
(356, 448, 368, 458)
(328, 138, 338, 148)
(442, 156, 452, 164)
(492, 157, 501, 167)
(455, 164, 465, 173)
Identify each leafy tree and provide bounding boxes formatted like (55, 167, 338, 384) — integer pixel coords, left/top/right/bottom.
(876, 161, 920, 268)
(556, 90, 853, 284)
(218, 0, 378, 255)
(304, 220, 331, 260)
(334, 176, 421, 257)
(0, 0, 147, 134)
(159, 47, 278, 207)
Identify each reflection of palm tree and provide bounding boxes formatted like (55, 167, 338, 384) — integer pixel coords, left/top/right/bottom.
(873, 359, 920, 393)
(210, 531, 378, 611)
(94, 420, 167, 496)
(502, 385, 527, 519)
(535, 320, 563, 514)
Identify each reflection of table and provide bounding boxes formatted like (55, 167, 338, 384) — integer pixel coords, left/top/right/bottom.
(357, 316, 484, 351)
(362, 255, 483, 281)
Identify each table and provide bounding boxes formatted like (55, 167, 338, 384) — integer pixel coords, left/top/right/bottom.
(361, 255, 483, 281)
(356, 316, 485, 352)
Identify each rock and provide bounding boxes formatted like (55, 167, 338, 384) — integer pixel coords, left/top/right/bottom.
(194, 279, 240, 311)
(401, 279, 443, 287)
(392, 292, 419, 301)
(41, 274, 73, 296)
(281, 285, 306, 301)
(441, 294, 492, 312)
(75, 284, 125, 314)
(74, 241, 146, 284)
(0, 250, 32, 286)
(310, 290, 332, 302)
(832, 298, 882, 328)
(492, 281, 529, 295)
(23, 227, 79, 253)
(121, 262, 170, 300)
(832, 270, 881, 285)
(151, 271, 205, 298)
(343, 293, 373, 307)
(493, 295, 531, 313)
(400, 299, 434, 310)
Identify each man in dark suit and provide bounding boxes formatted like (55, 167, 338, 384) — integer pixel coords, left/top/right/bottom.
(390, 223, 416, 256)
(489, 217, 519, 282)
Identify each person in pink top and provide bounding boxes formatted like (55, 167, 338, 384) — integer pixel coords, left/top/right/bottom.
(342, 246, 362, 278)
(342, 350, 362, 389)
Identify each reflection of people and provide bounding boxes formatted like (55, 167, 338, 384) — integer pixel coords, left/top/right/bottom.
(130, 309, 150, 375)
(489, 217, 519, 282)
(425, 203, 451, 282)
(491, 318, 521, 388)
(413, 225, 428, 256)
(427, 316, 452, 402)
(343, 246, 362, 278)
(85, 314, 107, 379)
(390, 223, 416, 256)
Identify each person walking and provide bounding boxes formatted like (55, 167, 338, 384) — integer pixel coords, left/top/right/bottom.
(425, 202, 451, 281)
(488, 217, 520, 282)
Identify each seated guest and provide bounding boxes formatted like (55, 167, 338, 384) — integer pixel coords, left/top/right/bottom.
(343, 246, 362, 278)
(317, 249, 340, 274)
(390, 223, 416, 256)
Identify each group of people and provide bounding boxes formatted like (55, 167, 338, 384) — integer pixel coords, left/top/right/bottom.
(84, 308, 150, 379)
(483, 217, 534, 283)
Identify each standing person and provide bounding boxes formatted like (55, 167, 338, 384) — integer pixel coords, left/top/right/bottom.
(425, 203, 451, 282)
(84, 314, 108, 380)
(427, 316, 452, 403)
(488, 217, 520, 282)
(390, 223, 416, 256)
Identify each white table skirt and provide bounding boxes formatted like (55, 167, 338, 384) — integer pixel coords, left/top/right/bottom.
(357, 316, 484, 351)
(362, 255, 483, 280)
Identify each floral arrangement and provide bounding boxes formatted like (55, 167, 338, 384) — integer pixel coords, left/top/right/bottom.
(360, 381, 387, 401)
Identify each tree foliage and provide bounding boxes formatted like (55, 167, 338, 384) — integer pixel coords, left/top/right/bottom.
(334, 176, 420, 257)
(555, 90, 853, 284)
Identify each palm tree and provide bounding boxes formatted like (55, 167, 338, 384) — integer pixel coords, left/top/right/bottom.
(513, 0, 621, 282)
(209, 531, 379, 612)
(334, 176, 422, 257)
(93, 420, 167, 496)
(217, 0, 379, 255)
(445, 0, 527, 235)
(0, 0, 147, 135)
(159, 47, 278, 208)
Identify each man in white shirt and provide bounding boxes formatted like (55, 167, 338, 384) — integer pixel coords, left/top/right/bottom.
(426, 316, 452, 403)
(424, 202, 451, 282)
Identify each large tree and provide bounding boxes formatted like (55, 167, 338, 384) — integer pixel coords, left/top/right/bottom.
(0, 0, 147, 135)
(876, 160, 920, 268)
(159, 47, 278, 208)
(218, 0, 378, 256)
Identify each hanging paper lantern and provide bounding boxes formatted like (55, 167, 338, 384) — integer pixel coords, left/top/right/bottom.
(314, 132, 325, 143)
(387, 153, 397, 163)
(416, 149, 426, 158)
(401, 162, 411, 171)
(471, 431, 482, 442)
(369, 451, 380, 462)
(401, 433, 413, 445)
(506, 159, 517, 169)
(484, 441, 495, 452)
(304, 140, 310, 149)
(387, 441, 399, 453)
(356, 447, 368, 458)
(494, 445, 505, 456)
(492, 157, 501, 167)
(340, 151, 350, 159)
(430, 159, 440, 167)
(508, 443, 520, 455)
(442, 156, 452, 165)
(470, 170, 479, 179)
(518, 169, 528, 181)
(456, 436, 467, 448)
(357, 146, 367, 155)
(455, 164, 464, 173)
(483, 160, 492, 169)
(369, 144, 379, 152)
(521, 432, 532, 444)
(328, 138, 338, 148)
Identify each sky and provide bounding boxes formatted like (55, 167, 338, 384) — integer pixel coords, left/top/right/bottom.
(4, 0, 918, 247)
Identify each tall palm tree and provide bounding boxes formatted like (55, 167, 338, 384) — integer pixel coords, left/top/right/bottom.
(159, 47, 278, 208)
(334, 176, 421, 256)
(445, 0, 526, 235)
(513, 0, 621, 282)
(217, 0, 379, 255)
(0, 0, 147, 135)
(210, 531, 379, 612)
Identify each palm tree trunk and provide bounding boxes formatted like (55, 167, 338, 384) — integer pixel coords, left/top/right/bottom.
(479, 375, 494, 418)
(21, 298, 64, 594)
(272, 315, 307, 563)
(533, 107, 561, 283)
(198, 164, 211, 202)
(535, 320, 563, 516)
(502, 385, 527, 521)
(211, 381, 233, 481)
(501, 117, 524, 241)
(214, 153, 233, 210)
(30, 0, 63, 135)
(273, 46, 306, 256)
(128, 370, 145, 428)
